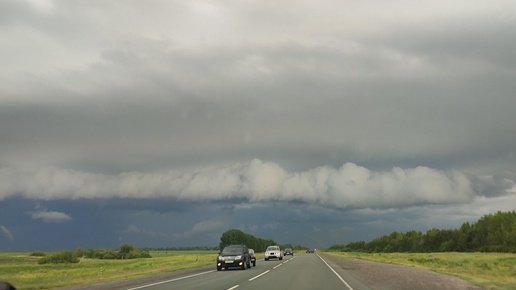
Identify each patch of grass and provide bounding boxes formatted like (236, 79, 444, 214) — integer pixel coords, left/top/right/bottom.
(0, 250, 218, 289)
(325, 251, 516, 290)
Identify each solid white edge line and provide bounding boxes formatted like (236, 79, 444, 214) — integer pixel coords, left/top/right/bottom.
(317, 254, 355, 290)
(125, 270, 215, 290)
(249, 270, 270, 281)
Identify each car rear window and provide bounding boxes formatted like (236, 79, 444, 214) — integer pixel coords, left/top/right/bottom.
(222, 247, 243, 254)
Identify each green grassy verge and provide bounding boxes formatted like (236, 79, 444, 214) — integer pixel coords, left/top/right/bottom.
(324, 251, 516, 290)
(0, 251, 219, 289)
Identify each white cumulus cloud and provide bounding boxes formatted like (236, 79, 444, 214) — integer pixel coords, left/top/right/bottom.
(31, 210, 72, 223)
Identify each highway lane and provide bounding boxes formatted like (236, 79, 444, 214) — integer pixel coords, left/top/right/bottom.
(233, 254, 368, 290)
(124, 254, 371, 290)
(69, 253, 480, 290)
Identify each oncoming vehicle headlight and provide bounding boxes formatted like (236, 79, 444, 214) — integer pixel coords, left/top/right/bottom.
(235, 255, 242, 259)
(218, 256, 223, 261)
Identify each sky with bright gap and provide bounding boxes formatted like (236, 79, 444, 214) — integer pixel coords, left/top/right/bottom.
(1, 0, 516, 251)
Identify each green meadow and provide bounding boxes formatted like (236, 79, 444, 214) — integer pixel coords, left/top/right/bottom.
(0, 251, 218, 289)
(326, 251, 516, 290)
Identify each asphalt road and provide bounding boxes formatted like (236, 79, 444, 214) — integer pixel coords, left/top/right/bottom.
(71, 253, 480, 290)
(124, 253, 364, 290)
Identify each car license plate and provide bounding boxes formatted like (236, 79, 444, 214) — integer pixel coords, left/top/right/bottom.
(226, 260, 234, 263)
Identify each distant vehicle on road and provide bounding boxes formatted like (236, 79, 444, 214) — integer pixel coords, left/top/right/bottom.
(306, 248, 315, 253)
(264, 245, 283, 260)
(284, 248, 293, 256)
(217, 244, 251, 271)
(248, 248, 257, 266)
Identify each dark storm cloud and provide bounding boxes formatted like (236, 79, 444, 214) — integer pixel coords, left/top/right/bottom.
(1, 0, 515, 250)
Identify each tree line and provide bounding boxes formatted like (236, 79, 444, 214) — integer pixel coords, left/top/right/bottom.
(219, 229, 295, 252)
(143, 246, 219, 251)
(329, 210, 516, 253)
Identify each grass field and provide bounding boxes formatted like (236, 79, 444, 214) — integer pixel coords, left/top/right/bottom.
(0, 251, 219, 289)
(325, 251, 516, 290)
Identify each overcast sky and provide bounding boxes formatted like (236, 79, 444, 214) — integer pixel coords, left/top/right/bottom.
(1, 0, 516, 251)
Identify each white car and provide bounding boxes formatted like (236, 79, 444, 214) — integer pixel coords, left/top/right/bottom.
(264, 245, 283, 261)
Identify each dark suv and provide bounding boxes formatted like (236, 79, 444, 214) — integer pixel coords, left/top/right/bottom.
(284, 248, 293, 256)
(217, 244, 252, 271)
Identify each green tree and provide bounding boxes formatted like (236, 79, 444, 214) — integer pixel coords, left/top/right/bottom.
(119, 243, 137, 258)
(38, 251, 79, 264)
(76, 247, 84, 258)
(335, 210, 516, 253)
(219, 229, 277, 252)
(219, 229, 246, 250)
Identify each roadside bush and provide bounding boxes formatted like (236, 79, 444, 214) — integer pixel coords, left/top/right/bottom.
(30, 251, 46, 257)
(83, 244, 152, 259)
(38, 251, 79, 264)
(76, 247, 84, 257)
(102, 252, 118, 259)
(84, 248, 117, 259)
(140, 250, 151, 258)
(116, 244, 151, 259)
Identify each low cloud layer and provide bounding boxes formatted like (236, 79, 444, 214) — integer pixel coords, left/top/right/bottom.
(2, 160, 514, 210)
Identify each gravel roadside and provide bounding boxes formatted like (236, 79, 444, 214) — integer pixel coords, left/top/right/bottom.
(320, 253, 482, 290)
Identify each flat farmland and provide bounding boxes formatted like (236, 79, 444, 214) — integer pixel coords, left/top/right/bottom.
(0, 251, 219, 289)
